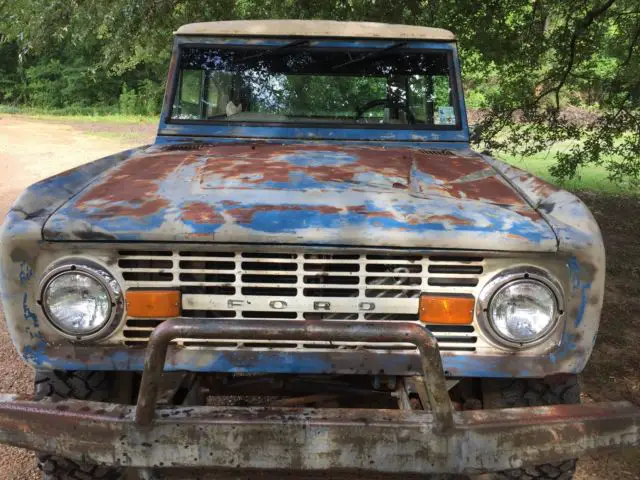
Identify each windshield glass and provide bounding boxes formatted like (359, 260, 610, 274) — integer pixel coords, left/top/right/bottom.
(171, 44, 459, 127)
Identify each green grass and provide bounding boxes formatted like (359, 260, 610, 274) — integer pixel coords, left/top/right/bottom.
(31, 112, 158, 124)
(495, 142, 639, 195)
(0, 105, 157, 124)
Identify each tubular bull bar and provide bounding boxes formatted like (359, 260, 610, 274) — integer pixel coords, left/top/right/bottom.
(0, 319, 638, 476)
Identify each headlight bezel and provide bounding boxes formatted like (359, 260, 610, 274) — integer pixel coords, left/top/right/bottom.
(39, 262, 123, 341)
(476, 267, 565, 349)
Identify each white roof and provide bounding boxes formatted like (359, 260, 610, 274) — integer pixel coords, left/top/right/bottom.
(175, 20, 455, 41)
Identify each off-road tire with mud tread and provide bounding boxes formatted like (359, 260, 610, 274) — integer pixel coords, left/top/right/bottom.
(37, 458, 121, 480)
(34, 371, 123, 480)
(483, 376, 580, 480)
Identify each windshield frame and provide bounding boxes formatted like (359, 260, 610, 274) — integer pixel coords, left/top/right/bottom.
(159, 36, 469, 143)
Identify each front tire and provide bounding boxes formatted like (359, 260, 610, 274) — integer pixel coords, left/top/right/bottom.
(482, 376, 580, 480)
(34, 371, 125, 480)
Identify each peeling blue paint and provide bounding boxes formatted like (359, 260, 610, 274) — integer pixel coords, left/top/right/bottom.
(208, 352, 334, 373)
(574, 283, 592, 328)
(26, 347, 579, 378)
(157, 122, 470, 144)
(22, 293, 37, 324)
(22, 345, 45, 365)
(20, 293, 47, 365)
(153, 135, 469, 151)
(22, 293, 49, 351)
(219, 200, 555, 243)
(279, 151, 358, 167)
(439, 355, 502, 378)
(568, 256, 592, 327)
(19, 261, 33, 285)
(42, 144, 558, 250)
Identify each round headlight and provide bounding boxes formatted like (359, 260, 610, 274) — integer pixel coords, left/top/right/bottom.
(42, 266, 119, 337)
(488, 280, 558, 344)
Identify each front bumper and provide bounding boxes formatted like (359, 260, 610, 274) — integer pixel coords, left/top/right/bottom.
(0, 319, 637, 475)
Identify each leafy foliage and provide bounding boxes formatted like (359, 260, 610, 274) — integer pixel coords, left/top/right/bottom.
(0, 0, 638, 183)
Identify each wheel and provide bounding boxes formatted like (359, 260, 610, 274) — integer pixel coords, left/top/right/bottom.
(34, 371, 126, 480)
(482, 375, 580, 480)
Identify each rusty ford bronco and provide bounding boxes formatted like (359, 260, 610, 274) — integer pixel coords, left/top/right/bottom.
(0, 20, 638, 480)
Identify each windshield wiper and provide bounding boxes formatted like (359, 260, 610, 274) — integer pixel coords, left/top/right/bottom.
(332, 42, 408, 71)
(238, 39, 310, 62)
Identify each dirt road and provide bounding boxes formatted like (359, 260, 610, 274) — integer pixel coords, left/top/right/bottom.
(0, 116, 154, 479)
(0, 116, 637, 479)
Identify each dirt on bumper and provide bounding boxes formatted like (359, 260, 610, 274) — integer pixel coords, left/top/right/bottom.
(0, 395, 637, 475)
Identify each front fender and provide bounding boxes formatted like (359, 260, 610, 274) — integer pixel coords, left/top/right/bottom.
(483, 154, 605, 372)
(0, 147, 148, 362)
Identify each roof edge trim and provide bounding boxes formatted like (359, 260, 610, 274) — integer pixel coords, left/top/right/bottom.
(175, 20, 455, 42)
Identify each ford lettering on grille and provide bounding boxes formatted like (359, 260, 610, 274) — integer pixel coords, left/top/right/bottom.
(114, 249, 485, 351)
(226, 299, 377, 311)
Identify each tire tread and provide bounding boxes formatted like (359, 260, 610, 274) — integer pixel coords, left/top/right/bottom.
(34, 371, 122, 480)
(483, 376, 579, 480)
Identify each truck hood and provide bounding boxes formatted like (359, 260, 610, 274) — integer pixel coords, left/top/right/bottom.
(43, 143, 557, 251)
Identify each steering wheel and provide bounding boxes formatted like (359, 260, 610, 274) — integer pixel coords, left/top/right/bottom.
(355, 98, 416, 124)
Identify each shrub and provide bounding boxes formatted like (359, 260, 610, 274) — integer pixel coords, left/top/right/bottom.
(119, 80, 163, 115)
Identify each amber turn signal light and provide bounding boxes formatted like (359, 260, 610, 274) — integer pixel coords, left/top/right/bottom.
(419, 294, 475, 325)
(126, 290, 181, 318)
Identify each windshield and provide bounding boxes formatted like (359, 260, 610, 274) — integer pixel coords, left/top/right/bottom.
(171, 43, 459, 127)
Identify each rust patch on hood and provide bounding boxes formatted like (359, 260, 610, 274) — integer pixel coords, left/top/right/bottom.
(42, 142, 557, 251)
(346, 205, 395, 218)
(425, 214, 473, 226)
(195, 143, 528, 206)
(72, 143, 529, 214)
(74, 151, 204, 218)
(445, 176, 526, 205)
(412, 154, 490, 181)
(181, 201, 224, 224)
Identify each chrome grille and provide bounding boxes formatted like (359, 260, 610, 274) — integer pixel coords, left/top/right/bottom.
(116, 249, 484, 352)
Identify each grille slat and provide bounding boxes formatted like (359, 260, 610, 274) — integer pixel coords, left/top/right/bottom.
(428, 265, 483, 274)
(117, 249, 484, 352)
(428, 277, 479, 287)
